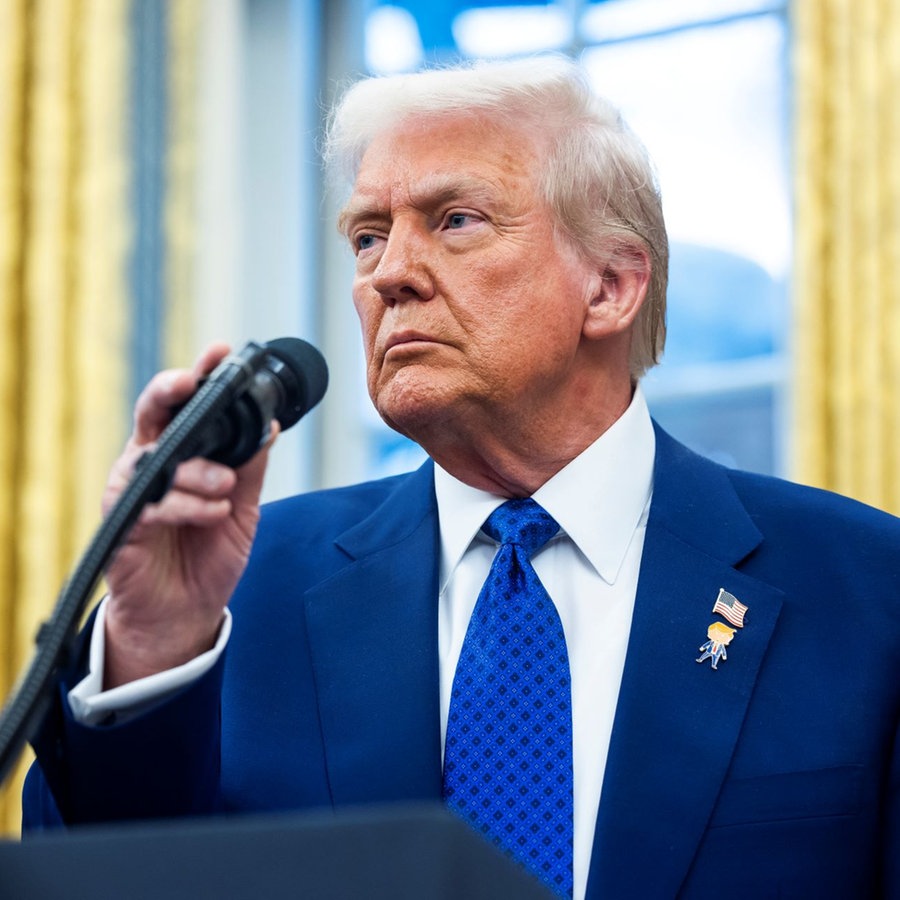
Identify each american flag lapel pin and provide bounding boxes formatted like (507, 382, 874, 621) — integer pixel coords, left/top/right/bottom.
(713, 588, 748, 628)
(696, 589, 749, 670)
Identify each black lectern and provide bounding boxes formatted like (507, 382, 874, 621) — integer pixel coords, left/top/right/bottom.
(0, 803, 555, 899)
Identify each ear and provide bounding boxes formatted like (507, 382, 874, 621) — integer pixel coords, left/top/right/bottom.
(582, 246, 651, 341)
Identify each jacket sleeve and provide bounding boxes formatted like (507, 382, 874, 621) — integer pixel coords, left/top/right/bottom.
(882, 711, 900, 898)
(23, 618, 226, 830)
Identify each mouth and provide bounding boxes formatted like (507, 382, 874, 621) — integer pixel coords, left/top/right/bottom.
(383, 330, 438, 355)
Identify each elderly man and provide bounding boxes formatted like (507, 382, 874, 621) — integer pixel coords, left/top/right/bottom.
(24, 57, 900, 900)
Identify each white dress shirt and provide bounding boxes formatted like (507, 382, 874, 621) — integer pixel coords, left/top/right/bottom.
(435, 386, 655, 900)
(69, 388, 655, 900)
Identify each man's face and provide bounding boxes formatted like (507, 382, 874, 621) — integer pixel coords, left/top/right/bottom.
(341, 113, 600, 446)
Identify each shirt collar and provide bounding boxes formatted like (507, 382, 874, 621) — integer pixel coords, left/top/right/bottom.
(434, 385, 656, 589)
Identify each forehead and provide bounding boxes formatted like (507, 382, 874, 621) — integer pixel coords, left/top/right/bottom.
(341, 113, 545, 224)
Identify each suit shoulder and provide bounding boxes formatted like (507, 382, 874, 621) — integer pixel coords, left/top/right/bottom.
(235, 464, 435, 601)
(726, 466, 900, 537)
(653, 425, 899, 571)
(259, 470, 419, 534)
(264, 472, 409, 512)
(723, 468, 900, 602)
(654, 423, 900, 545)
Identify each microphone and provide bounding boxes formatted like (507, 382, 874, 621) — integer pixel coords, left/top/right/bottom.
(0, 339, 326, 782)
(0, 338, 326, 785)
(166, 337, 329, 470)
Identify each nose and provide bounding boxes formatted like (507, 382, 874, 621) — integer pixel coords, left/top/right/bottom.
(370, 223, 435, 305)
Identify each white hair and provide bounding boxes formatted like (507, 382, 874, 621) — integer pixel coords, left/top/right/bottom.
(323, 56, 668, 377)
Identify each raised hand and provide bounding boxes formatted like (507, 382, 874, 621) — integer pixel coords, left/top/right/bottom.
(101, 344, 276, 688)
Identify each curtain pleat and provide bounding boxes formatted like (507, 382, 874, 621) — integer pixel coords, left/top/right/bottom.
(164, 0, 200, 369)
(0, 0, 30, 835)
(793, 0, 900, 513)
(0, 0, 130, 835)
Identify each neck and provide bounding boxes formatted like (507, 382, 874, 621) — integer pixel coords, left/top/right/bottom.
(422, 381, 636, 497)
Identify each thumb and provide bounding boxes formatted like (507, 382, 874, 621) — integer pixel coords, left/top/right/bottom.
(231, 421, 280, 507)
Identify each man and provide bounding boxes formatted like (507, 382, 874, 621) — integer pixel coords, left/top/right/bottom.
(23, 57, 900, 899)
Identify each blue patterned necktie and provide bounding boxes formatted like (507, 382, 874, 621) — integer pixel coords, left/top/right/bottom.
(443, 498, 574, 898)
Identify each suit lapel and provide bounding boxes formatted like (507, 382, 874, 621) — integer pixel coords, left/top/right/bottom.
(300, 429, 787, 893)
(586, 428, 784, 898)
(302, 462, 444, 806)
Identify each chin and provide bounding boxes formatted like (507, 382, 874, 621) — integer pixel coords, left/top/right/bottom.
(377, 399, 445, 442)
(374, 370, 460, 441)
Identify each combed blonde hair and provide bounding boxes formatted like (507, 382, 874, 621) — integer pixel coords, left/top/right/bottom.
(323, 56, 668, 378)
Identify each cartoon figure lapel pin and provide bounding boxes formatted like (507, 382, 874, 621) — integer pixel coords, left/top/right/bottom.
(696, 589, 748, 670)
(696, 621, 736, 669)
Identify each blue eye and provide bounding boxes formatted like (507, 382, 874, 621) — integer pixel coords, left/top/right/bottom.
(356, 234, 376, 251)
(447, 213, 469, 229)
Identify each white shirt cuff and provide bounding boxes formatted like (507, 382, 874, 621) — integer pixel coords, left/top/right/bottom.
(68, 596, 231, 726)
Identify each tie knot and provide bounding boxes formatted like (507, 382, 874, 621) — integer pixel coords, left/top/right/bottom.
(483, 498, 560, 556)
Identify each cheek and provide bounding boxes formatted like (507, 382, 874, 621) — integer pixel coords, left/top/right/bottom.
(352, 288, 381, 361)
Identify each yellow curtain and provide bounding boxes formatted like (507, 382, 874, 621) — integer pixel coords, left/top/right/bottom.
(164, 0, 201, 369)
(0, 0, 202, 836)
(0, 0, 130, 835)
(793, 0, 900, 514)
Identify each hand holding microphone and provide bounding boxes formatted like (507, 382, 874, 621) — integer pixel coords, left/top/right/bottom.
(101, 338, 327, 689)
(163, 336, 329, 470)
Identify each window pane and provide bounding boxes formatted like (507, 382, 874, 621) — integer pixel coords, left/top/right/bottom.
(582, 0, 786, 41)
(582, 16, 789, 287)
(583, 13, 790, 474)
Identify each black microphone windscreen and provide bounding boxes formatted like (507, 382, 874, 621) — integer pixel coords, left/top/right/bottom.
(264, 337, 329, 429)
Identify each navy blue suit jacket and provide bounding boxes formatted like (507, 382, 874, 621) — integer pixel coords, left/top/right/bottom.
(24, 427, 900, 898)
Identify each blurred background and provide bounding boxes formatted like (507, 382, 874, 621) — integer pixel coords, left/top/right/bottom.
(0, 0, 898, 832)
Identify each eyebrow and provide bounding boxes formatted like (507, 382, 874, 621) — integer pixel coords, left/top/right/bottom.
(339, 172, 502, 235)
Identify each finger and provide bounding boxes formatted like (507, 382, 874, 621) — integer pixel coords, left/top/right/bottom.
(132, 343, 232, 445)
(145, 421, 278, 531)
(229, 421, 280, 507)
(132, 369, 201, 445)
(103, 442, 238, 521)
(139, 491, 233, 528)
(191, 342, 231, 380)
(102, 443, 153, 516)
(169, 457, 237, 498)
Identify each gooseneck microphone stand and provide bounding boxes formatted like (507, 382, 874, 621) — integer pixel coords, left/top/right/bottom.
(0, 345, 276, 787)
